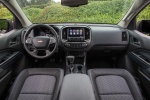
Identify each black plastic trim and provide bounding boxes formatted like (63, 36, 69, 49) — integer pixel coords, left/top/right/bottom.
(0, 51, 22, 69)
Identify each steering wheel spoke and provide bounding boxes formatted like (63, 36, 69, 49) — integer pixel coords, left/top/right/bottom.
(45, 49, 51, 56)
(31, 49, 38, 56)
(50, 37, 56, 44)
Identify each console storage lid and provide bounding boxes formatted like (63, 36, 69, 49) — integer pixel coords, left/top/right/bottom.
(59, 74, 96, 100)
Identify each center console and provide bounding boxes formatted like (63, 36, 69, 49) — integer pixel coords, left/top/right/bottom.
(61, 26, 91, 49)
(61, 26, 91, 74)
(59, 74, 96, 100)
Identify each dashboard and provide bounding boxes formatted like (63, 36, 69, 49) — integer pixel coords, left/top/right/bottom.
(21, 24, 129, 54)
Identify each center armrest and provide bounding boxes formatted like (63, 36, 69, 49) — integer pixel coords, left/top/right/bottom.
(59, 74, 96, 100)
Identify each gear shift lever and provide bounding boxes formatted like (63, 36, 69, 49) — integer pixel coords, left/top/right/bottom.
(66, 56, 75, 73)
(66, 56, 75, 64)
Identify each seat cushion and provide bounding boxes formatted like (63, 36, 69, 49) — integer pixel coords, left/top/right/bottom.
(88, 69, 143, 100)
(18, 75, 56, 100)
(8, 68, 64, 100)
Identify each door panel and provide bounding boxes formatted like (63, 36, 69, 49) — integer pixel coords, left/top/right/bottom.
(128, 30, 150, 50)
(129, 49, 150, 78)
(0, 49, 22, 97)
(127, 30, 150, 99)
(0, 70, 12, 98)
(0, 2, 24, 98)
(0, 29, 23, 97)
(128, 49, 150, 98)
(0, 29, 23, 50)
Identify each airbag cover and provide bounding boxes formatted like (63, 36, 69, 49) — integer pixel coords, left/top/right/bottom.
(32, 36, 50, 49)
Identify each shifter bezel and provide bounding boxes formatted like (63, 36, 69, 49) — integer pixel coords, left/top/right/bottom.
(66, 52, 87, 74)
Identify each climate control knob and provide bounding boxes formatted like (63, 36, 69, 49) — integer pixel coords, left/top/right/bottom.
(82, 43, 88, 47)
(65, 43, 70, 47)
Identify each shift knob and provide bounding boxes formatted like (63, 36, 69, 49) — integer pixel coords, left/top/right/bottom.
(66, 56, 75, 64)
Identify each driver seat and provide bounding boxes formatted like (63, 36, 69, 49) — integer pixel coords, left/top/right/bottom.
(8, 68, 64, 100)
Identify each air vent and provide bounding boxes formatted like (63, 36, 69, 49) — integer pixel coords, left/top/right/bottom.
(62, 28, 67, 40)
(85, 28, 90, 40)
(122, 31, 127, 41)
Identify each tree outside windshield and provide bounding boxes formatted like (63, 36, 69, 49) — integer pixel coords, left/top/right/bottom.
(16, 0, 134, 24)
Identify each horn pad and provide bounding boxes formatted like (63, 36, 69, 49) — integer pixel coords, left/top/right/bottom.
(32, 36, 50, 50)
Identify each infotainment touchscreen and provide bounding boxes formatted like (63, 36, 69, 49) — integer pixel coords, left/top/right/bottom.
(68, 28, 85, 37)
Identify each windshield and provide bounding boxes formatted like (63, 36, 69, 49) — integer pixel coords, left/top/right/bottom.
(17, 0, 133, 24)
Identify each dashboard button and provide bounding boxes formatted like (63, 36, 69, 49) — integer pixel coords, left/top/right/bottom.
(68, 38, 71, 41)
(77, 38, 80, 41)
(65, 43, 70, 47)
(75, 38, 78, 41)
(78, 44, 81, 48)
(82, 43, 88, 47)
(81, 38, 84, 41)
(77, 44, 79, 48)
(72, 38, 74, 41)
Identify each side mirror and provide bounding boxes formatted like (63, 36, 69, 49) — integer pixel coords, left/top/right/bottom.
(137, 20, 150, 35)
(0, 19, 13, 34)
(61, 0, 88, 7)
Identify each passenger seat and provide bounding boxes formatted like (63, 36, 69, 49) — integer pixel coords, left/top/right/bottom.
(88, 69, 143, 100)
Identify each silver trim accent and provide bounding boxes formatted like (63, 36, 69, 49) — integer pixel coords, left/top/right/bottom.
(139, 70, 150, 82)
(37, 40, 43, 43)
(132, 52, 150, 66)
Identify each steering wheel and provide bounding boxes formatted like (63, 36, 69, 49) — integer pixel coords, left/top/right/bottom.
(23, 24, 58, 59)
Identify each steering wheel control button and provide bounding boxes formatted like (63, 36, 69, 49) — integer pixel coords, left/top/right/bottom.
(26, 39, 32, 44)
(50, 37, 56, 44)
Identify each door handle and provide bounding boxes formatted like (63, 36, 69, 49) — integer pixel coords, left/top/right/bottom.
(9, 41, 17, 45)
(131, 37, 141, 46)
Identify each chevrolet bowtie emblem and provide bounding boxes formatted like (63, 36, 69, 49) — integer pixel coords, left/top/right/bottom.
(37, 40, 43, 43)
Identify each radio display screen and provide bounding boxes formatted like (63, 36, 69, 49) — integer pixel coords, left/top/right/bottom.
(68, 28, 85, 37)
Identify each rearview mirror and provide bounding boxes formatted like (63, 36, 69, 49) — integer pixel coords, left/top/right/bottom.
(61, 0, 88, 7)
(0, 19, 12, 34)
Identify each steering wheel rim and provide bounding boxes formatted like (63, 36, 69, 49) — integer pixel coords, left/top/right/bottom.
(23, 24, 58, 59)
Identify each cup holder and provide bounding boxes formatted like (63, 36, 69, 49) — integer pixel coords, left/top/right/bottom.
(77, 65, 82, 70)
(76, 65, 84, 73)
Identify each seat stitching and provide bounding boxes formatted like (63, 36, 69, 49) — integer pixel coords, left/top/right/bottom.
(100, 94, 133, 95)
(20, 93, 52, 95)
(100, 93, 132, 95)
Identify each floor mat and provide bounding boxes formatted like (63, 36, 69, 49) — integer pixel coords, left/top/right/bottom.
(43, 58, 65, 69)
(86, 57, 114, 69)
